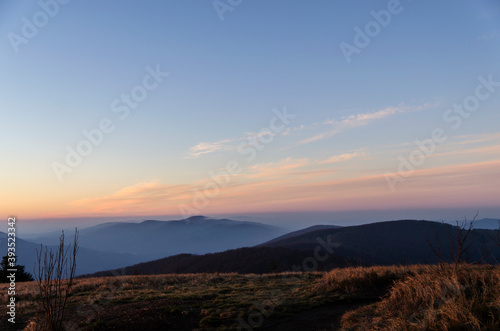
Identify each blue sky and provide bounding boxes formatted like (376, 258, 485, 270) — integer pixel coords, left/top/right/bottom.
(1, 0, 500, 230)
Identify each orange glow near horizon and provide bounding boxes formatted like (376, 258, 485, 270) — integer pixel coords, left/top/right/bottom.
(9, 159, 499, 221)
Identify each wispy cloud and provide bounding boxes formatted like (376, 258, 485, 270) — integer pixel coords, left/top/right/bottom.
(185, 103, 437, 156)
(453, 132, 500, 145)
(335, 106, 405, 126)
(299, 103, 437, 145)
(71, 182, 192, 214)
(299, 129, 341, 145)
(429, 144, 500, 160)
(69, 159, 500, 217)
(319, 152, 364, 164)
(224, 160, 500, 212)
(186, 139, 233, 158)
(185, 125, 294, 158)
(245, 157, 312, 179)
(243, 152, 364, 179)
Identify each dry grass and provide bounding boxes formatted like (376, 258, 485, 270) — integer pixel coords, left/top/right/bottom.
(3, 265, 500, 330)
(1, 272, 326, 330)
(318, 265, 433, 293)
(340, 264, 500, 330)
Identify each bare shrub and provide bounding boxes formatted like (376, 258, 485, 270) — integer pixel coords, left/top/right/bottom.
(35, 229, 79, 331)
(427, 212, 479, 272)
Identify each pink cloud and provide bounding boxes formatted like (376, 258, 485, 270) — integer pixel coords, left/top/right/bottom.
(68, 160, 500, 217)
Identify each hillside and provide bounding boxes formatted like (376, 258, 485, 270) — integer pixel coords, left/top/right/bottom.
(86, 219, 500, 278)
(472, 218, 500, 230)
(29, 216, 286, 263)
(264, 224, 341, 244)
(261, 220, 500, 265)
(4, 264, 500, 330)
(0, 232, 140, 276)
(84, 246, 351, 278)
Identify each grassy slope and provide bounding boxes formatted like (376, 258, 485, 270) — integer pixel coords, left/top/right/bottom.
(2, 264, 500, 330)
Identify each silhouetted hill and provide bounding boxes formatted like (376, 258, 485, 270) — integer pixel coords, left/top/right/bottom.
(29, 216, 287, 264)
(86, 219, 500, 277)
(265, 225, 341, 244)
(261, 220, 500, 265)
(35, 219, 500, 276)
(473, 218, 500, 230)
(0, 232, 141, 275)
(83, 246, 351, 277)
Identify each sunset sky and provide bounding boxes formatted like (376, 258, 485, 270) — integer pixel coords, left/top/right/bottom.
(1, 1, 499, 230)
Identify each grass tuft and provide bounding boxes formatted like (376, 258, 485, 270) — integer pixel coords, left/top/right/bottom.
(340, 264, 500, 330)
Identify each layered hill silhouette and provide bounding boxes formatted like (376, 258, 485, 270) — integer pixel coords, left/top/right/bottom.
(261, 220, 500, 265)
(86, 246, 351, 277)
(83, 219, 500, 277)
(264, 224, 341, 243)
(19, 216, 287, 275)
(76, 215, 286, 260)
(0, 232, 140, 276)
(471, 218, 500, 229)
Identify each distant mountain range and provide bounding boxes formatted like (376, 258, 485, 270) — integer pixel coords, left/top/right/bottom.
(0, 232, 140, 276)
(8, 216, 287, 275)
(86, 246, 351, 277)
(84, 219, 500, 277)
(6, 216, 500, 277)
(261, 219, 500, 265)
(470, 218, 500, 230)
(75, 215, 285, 260)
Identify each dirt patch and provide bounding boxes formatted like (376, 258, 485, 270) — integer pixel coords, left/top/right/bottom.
(261, 290, 385, 331)
(63, 292, 385, 330)
(68, 298, 202, 331)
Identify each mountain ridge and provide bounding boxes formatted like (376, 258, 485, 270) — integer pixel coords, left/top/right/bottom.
(83, 219, 500, 277)
(22, 216, 287, 273)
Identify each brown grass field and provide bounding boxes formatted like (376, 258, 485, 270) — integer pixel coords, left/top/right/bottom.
(2, 264, 500, 330)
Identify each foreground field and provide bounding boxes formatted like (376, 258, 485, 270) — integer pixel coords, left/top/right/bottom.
(2, 264, 500, 330)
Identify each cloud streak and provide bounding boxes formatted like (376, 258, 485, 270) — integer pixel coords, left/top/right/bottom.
(71, 182, 192, 214)
(299, 103, 437, 145)
(68, 159, 500, 217)
(238, 152, 364, 179)
(186, 139, 233, 158)
(319, 152, 364, 164)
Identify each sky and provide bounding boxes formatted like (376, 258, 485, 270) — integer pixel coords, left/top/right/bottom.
(1, 0, 500, 232)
